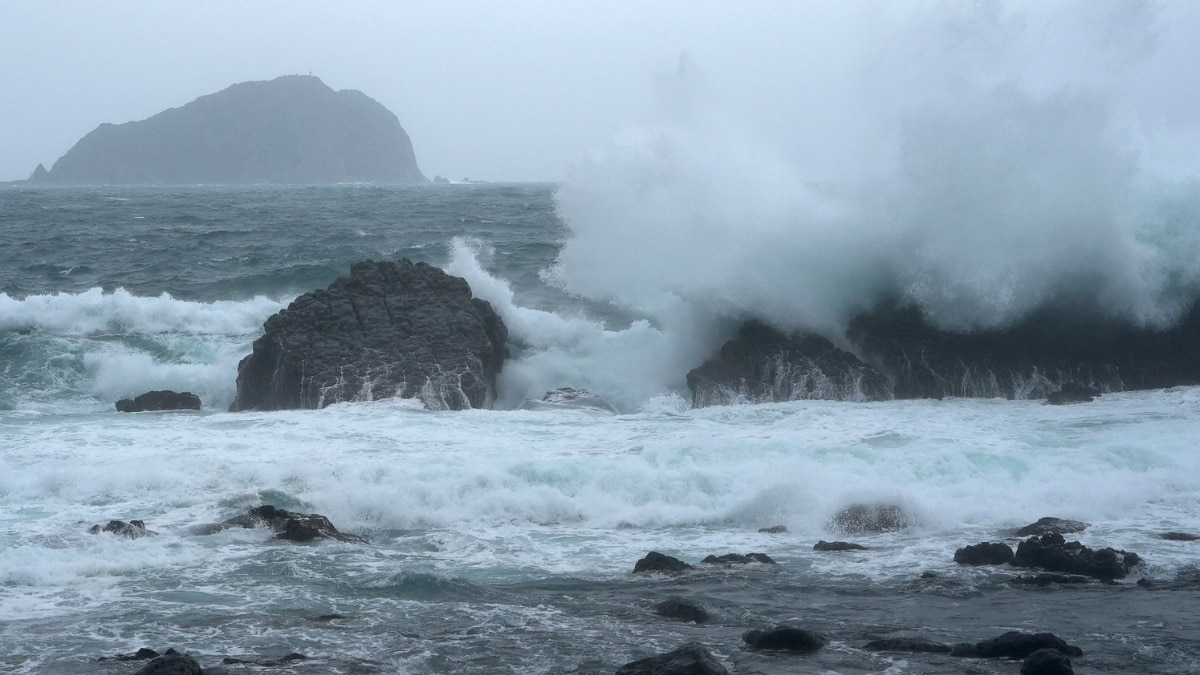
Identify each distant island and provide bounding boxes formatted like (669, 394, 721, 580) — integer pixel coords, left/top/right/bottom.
(25, 75, 426, 185)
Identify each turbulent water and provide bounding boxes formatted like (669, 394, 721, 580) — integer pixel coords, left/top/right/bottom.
(2, 184, 1200, 674)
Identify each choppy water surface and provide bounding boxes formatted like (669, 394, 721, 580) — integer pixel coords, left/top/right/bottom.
(1, 185, 1199, 673)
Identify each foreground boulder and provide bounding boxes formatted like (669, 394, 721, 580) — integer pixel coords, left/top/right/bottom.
(230, 260, 507, 412)
(686, 320, 892, 406)
(830, 503, 915, 533)
(742, 625, 826, 652)
(954, 542, 1014, 565)
(213, 505, 364, 543)
(616, 643, 730, 675)
(951, 632, 1083, 659)
(116, 390, 201, 413)
(1012, 533, 1141, 581)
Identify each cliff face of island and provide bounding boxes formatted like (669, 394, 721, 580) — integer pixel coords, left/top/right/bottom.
(31, 75, 425, 185)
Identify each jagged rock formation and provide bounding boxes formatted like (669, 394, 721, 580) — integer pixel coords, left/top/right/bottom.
(30, 75, 425, 185)
(688, 302, 1200, 406)
(115, 390, 201, 413)
(230, 259, 507, 412)
(686, 321, 892, 406)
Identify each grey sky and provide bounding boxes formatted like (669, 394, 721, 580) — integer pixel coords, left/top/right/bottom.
(3, 1, 1200, 183)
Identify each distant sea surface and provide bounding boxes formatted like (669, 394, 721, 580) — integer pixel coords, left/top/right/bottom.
(2, 184, 1199, 673)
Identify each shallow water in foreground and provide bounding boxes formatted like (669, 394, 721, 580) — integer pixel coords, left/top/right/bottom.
(2, 390, 1199, 673)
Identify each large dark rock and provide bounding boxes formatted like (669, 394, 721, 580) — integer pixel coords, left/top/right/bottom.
(34, 75, 425, 185)
(133, 650, 204, 675)
(1160, 531, 1199, 541)
(742, 625, 826, 652)
(615, 642, 730, 675)
(1014, 517, 1088, 537)
(1012, 533, 1141, 581)
(230, 260, 507, 412)
(951, 631, 1082, 659)
(847, 302, 1200, 400)
(654, 598, 712, 624)
(1021, 648, 1074, 675)
(116, 390, 201, 413)
(829, 503, 915, 533)
(215, 505, 364, 543)
(686, 320, 892, 406)
(633, 551, 693, 574)
(954, 541, 1014, 565)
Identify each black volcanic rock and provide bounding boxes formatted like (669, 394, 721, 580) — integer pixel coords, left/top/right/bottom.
(215, 505, 364, 543)
(654, 598, 712, 624)
(1015, 517, 1088, 537)
(1021, 648, 1075, 675)
(633, 551, 693, 574)
(814, 540, 867, 551)
(35, 75, 425, 185)
(951, 631, 1082, 659)
(116, 390, 201, 413)
(954, 541, 1014, 565)
(1012, 533, 1141, 581)
(616, 643, 730, 675)
(230, 259, 507, 412)
(686, 320, 892, 407)
(88, 519, 157, 539)
(742, 625, 826, 652)
(863, 637, 951, 654)
(847, 302, 1200, 400)
(133, 650, 204, 675)
(699, 552, 777, 565)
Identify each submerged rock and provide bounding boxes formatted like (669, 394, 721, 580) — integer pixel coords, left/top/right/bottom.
(517, 387, 617, 414)
(633, 551, 693, 574)
(116, 390, 201, 413)
(98, 647, 160, 662)
(758, 525, 788, 534)
(1021, 648, 1075, 675)
(814, 540, 867, 551)
(230, 260, 507, 412)
(133, 650, 204, 675)
(951, 631, 1083, 659)
(654, 598, 712, 624)
(214, 505, 364, 543)
(742, 625, 826, 652)
(1012, 533, 1141, 581)
(954, 541, 1014, 565)
(88, 519, 157, 539)
(1014, 517, 1089, 537)
(700, 552, 777, 565)
(1046, 382, 1099, 405)
(863, 637, 951, 654)
(222, 652, 307, 667)
(829, 503, 915, 533)
(686, 320, 892, 407)
(1012, 573, 1096, 586)
(1160, 531, 1199, 541)
(615, 642, 730, 675)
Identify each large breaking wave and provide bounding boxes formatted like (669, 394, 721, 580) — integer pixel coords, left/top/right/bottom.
(551, 3, 1200, 341)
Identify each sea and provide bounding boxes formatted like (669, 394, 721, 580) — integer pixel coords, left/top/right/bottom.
(2, 183, 1199, 674)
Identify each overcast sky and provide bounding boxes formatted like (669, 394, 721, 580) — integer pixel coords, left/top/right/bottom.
(4, 1, 1200, 183)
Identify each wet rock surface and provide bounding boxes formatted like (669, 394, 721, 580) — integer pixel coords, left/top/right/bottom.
(88, 519, 157, 539)
(954, 541, 1014, 565)
(1015, 517, 1089, 537)
(615, 642, 730, 675)
(654, 598, 712, 624)
(829, 503, 915, 533)
(742, 625, 826, 652)
(633, 551, 694, 574)
(951, 631, 1083, 659)
(116, 390, 201, 413)
(814, 540, 868, 551)
(213, 505, 364, 543)
(1012, 533, 1141, 580)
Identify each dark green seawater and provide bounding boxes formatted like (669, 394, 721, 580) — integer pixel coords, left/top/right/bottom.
(2, 184, 1200, 674)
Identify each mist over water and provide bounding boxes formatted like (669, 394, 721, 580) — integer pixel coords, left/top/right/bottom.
(552, 3, 1200, 343)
